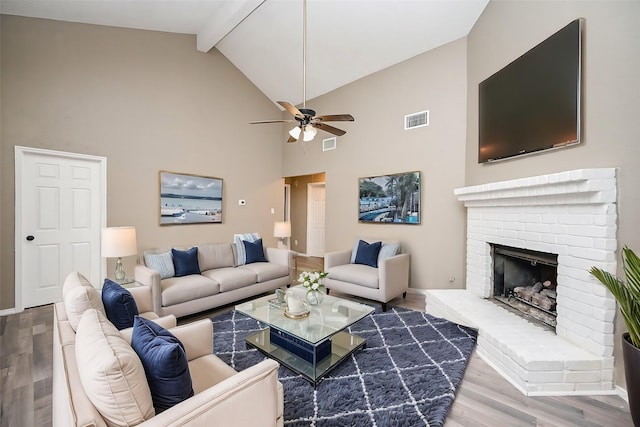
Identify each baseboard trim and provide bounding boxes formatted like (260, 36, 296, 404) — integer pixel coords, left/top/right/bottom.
(616, 385, 629, 403)
(0, 307, 19, 317)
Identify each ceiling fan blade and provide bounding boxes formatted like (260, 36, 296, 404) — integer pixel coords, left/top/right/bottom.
(278, 101, 304, 118)
(314, 114, 355, 122)
(287, 135, 298, 143)
(249, 119, 296, 124)
(315, 122, 347, 136)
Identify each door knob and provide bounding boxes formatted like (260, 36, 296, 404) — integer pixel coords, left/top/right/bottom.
(26, 235, 35, 241)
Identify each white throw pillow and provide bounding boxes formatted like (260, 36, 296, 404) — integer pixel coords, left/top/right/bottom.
(62, 271, 93, 299)
(75, 309, 155, 425)
(144, 250, 175, 279)
(64, 285, 105, 332)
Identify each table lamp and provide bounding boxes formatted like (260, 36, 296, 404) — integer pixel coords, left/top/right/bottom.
(274, 221, 291, 249)
(101, 226, 137, 282)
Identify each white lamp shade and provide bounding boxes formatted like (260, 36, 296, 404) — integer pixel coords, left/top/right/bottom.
(274, 221, 291, 238)
(101, 227, 138, 258)
(289, 126, 301, 139)
(303, 125, 317, 141)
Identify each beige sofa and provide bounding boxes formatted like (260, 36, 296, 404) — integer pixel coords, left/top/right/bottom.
(135, 243, 293, 318)
(53, 272, 284, 427)
(324, 239, 410, 311)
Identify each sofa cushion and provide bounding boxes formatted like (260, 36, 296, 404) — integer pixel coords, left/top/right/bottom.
(326, 264, 380, 289)
(354, 240, 382, 268)
(350, 239, 401, 264)
(102, 279, 139, 330)
(64, 284, 105, 332)
(238, 262, 289, 283)
(197, 243, 235, 271)
(378, 242, 400, 265)
(161, 275, 220, 306)
(75, 309, 155, 425)
(202, 267, 257, 292)
(172, 247, 201, 277)
(131, 316, 194, 413)
(233, 232, 260, 266)
(144, 250, 175, 279)
(243, 238, 268, 264)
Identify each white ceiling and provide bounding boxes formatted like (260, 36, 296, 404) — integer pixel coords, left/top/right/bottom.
(0, 0, 489, 107)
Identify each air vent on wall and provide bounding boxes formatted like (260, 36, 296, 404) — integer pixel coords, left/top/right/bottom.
(404, 110, 429, 130)
(323, 137, 337, 151)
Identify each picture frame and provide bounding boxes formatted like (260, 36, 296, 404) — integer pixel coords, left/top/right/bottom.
(359, 171, 420, 224)
(159, 171, 223, 225)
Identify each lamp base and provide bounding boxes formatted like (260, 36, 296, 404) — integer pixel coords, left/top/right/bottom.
(114, 257, 126, 281)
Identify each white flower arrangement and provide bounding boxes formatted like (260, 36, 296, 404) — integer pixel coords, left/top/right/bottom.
(298, 270, 328, 291)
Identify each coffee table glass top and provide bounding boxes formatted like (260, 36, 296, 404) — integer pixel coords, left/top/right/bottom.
(235, 290, 374, 344)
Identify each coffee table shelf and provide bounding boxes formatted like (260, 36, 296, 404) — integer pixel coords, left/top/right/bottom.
(236, 289, 374, 386)
(245, 329, 366, 386)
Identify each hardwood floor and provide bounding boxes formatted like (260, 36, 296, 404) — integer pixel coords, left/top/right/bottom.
(0, 256, 632, 426)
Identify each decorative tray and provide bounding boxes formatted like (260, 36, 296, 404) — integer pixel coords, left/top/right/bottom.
(284, 308, 310, 319)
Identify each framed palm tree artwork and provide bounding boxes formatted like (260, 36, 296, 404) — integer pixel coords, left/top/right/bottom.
(358, 171, 420, 224)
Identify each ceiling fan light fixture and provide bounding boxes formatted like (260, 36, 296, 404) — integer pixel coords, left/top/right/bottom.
(289, 125, 301, 140)
(303, 125, 317, 141)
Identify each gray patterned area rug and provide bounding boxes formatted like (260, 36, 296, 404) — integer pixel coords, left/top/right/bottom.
(211, 307, 477, 427)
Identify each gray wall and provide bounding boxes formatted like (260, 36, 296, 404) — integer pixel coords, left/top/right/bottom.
(466, 0, 640, 389)
(283, 37, 469, 292)
(0, 16, 285, 309)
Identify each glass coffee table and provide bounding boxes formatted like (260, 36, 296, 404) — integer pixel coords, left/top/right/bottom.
(235, 290, 374, 386)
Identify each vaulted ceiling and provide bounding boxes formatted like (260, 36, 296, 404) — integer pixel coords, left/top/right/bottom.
(0, 0, 489, 107)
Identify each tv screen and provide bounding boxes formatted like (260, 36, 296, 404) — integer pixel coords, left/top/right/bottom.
(478, 19, 583, 163)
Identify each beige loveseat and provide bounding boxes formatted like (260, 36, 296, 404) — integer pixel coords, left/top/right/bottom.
(324, 239, 410, 311)
(53, 272, 284, 427)
(135, 243, 293, 318)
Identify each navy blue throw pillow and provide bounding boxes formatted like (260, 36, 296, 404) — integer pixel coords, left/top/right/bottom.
(243, 238, 267, 264)
(131, 316, 194, 413)
(171, 247, 200, 277)
(101, 279, 139, 330)
(354, 240, 382, 268)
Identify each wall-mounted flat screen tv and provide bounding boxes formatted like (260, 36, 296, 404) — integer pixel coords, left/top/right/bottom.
(478, 19, 583, 163)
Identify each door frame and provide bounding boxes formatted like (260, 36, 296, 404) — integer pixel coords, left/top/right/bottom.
(14, 146, 107, 312)
(306, 182, 326, 257)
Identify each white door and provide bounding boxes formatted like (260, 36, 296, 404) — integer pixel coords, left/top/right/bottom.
(15, 146, 106, 309)
(306, 183, 325, 257)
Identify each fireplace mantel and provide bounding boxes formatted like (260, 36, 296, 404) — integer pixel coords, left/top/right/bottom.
(454, 168, 616, 206)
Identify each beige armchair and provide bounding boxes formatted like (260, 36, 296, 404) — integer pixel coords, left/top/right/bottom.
(324, 239, 410, 311)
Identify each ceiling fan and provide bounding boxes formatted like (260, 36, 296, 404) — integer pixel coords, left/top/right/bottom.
(249, 0, 354, 143)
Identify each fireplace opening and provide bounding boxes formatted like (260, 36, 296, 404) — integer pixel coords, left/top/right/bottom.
(491, 244, 558, 329)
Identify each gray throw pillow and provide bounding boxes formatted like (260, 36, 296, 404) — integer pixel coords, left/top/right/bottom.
(144, 250, 175, 279)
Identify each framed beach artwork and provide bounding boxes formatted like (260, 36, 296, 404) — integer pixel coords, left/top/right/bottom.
(159, 171, 223, 225)
(358, 171, 420, 224)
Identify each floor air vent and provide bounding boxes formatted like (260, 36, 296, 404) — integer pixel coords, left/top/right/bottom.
(404, 110, 429, 130)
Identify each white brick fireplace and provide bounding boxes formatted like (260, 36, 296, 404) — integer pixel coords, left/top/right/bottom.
(425, 168, 618, 395)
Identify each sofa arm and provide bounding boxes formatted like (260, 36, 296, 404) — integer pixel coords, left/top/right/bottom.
(134, 264, 163, 315)
(128, 285, 154, 314)
(141, 359, 282, 427)
(119, 315, 178, 343)
(265, 247, 291, 267)
(168, 319, 214, 361)
(379, 253, 411, 301)
(324, 249, 352, 269)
